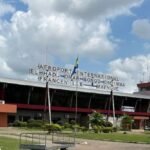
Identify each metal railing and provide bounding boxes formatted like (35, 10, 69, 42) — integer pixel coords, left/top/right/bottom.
(19, 133, 47, 150)
(19, 131, 75, 150)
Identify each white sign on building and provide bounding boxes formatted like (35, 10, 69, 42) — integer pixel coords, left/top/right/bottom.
(121, 106, 135, 112)
(29, 64, 125, 91)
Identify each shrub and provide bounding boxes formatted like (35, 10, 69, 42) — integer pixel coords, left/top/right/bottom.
(64, 122, 71, 129)
(27, 119, 43, 128)
(112, 126, 118, 132)
(71, 124, 81, 132)
(13, 120, 27, 127)
(103, 121, 113, 127)
(89, 111, 104, 126)
(121, 115, 133, 131)
(81, 126, 88, 133)
(92, 125, 99, 133)
(19, 121, 27, 127)
(45, 123, 62, 133)
(102, 127, 113, 133)
(13, 120, 20, 127)
(92, 125, 102, 133)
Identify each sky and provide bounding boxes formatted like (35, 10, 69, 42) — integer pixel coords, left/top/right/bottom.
(0, 0, 150, 93)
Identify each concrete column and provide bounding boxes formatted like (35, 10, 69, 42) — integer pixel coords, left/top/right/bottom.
(104, 97, 108, 110)
(88, 95, 92, 109)
(147, 101, 150, 112)
(70, 94, 73, 107)
(27, 87, 33, 104)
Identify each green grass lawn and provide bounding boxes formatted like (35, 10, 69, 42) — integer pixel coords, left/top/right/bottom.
(75, 132, 150, 144)
(0, 136, 19, 150)
(0, 136, 38, 150)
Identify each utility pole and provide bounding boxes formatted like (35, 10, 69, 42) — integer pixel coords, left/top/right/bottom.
(47, 82, 52, 124)
(44, 81, 52, 124)
(111, 79, 116, 126)
(75, 71, 78, 124)
(30, 66, 52, 124)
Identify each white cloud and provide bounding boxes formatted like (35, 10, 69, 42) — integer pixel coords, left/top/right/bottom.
(0, 0, 144, 80)
(78, 22, 117, 58)
(109, 55, 150, 93)
(0, 57, 15, 78)
(0, 1, 15, 17)
(0, 35, 7, 48)
(132, 19, 150, 40)
(22, 0, 143, 20)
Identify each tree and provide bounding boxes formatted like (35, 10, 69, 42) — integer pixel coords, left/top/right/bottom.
(89, 111, 104, 126)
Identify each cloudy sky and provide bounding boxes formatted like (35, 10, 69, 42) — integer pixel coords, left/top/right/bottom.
(0, 0, 150, 93)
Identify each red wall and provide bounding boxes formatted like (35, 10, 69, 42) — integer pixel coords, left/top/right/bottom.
(0, 104, 17, 113)
(0, 113, 7, 127)
(0, 104, 17, 127)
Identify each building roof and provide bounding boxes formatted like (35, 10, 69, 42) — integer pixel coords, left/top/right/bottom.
(137, 82, 150, 88)
(0, 77, 150, 100)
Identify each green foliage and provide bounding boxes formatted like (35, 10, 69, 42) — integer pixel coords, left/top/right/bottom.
(102, 127, 113, 133)
(89, 111, 104, 126)
(112, 126, 118, 132)
(89, 112, 119, 134)
(92, 125, 102, 133)
(13, 120, 20, 127)
(92, 125, 99, 133)
(91, 126, 113, 133)
(45, 123, 62, 133)
(71, 124, 81, 132)
(13, 120, 27, 127)
(121, 115, 133, 131)
(27, 119, 43, 128)
(64, 122, 71, 129)
(80, 126, 89, 133)
(103, 121, 113, 127)
(20, 121, 27, 127)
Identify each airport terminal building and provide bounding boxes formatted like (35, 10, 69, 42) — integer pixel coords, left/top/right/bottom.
(0, 64, 150, 128)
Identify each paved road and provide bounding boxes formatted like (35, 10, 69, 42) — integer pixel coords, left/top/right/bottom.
(73, 140, 150, 150)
